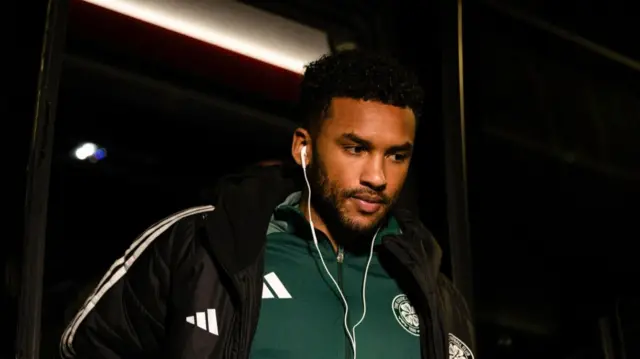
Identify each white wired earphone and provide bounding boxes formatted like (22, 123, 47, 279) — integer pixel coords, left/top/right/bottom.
(300, 145, 379, 359)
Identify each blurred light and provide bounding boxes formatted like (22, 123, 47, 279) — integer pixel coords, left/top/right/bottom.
(497, 334, 513, 347)
(94, 148, 107, 161)
(74, 143, 97, 160)
(334, 42, 359, 52)
(81, 0, 330, 74)
(74, 142, 107, 162)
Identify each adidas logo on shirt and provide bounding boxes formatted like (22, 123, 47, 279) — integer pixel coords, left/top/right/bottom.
(185, 308, 218, 335)
(262, 272, 292, 299)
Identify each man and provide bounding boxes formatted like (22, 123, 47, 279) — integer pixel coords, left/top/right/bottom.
(60, 50, 475, 359)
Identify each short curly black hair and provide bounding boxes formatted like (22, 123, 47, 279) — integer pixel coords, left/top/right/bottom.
(298, 50, 424, 134)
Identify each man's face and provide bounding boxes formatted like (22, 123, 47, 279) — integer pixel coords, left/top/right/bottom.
(308, 97, 416, 235)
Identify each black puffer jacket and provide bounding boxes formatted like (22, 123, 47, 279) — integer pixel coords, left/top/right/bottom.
(60, 165, 475, 359)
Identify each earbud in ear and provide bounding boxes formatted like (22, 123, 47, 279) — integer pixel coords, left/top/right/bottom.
(301, 146, 308, 169)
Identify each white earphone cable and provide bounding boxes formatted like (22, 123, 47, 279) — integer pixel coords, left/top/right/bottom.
(301, 147, 378, 359)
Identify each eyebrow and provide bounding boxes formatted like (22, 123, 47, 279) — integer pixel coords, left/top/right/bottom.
(340, 133, 413, 153)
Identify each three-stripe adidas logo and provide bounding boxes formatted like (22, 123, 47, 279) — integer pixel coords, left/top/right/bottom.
(186, 308, 218, 335)
(262, 272, 292, 299)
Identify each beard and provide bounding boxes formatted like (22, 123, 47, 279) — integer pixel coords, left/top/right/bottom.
(307, 151, 395, 247)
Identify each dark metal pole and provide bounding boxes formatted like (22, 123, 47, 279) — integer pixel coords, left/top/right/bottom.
(440, 0, 474, 316)
(15, 0, 69, 358)
(599, 316, 616, 359)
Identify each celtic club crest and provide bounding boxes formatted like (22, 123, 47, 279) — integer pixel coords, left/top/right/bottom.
(391, 294, 420, 336)
(449, 333, 474, 359)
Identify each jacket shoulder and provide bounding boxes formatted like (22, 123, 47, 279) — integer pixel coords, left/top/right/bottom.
(436, 274, 477, 357)
(162, 205, 216, 269)
(59, 205, 215, 359)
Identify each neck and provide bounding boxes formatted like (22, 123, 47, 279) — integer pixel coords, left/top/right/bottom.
(298, 193, 339, 253)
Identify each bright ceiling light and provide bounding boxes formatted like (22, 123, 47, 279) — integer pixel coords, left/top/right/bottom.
(82, 0, 331, 74)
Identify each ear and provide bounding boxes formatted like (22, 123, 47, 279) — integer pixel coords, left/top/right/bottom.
(291, 128, 311, 167)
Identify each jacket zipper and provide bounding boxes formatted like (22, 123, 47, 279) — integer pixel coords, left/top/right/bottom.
(225, 274, 247, 359)
(336, 246, 350, 359)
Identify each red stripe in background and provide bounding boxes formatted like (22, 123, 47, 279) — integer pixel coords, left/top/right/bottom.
(68, 0, 302, 103)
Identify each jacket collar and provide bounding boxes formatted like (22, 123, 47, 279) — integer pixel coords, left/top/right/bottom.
(204, 164, 299, 276)
(391, 208, 443, 276)
(204, 164, 442, 277)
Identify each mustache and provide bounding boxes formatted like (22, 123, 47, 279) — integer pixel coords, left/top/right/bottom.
(343, 188, 391, 205)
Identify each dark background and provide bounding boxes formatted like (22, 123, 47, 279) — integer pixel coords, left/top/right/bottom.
(6, 0, 639, 358)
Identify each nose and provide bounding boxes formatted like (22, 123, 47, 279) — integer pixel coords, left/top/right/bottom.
(360, 155, 387, 192)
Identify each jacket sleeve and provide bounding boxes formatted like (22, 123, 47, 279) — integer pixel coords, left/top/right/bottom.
(60, 206, 214, 359)
(437, 274, 476, 357)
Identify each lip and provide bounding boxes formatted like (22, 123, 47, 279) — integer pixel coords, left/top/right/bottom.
(353, 194, 384, 203)
(352, 197, 383, 214)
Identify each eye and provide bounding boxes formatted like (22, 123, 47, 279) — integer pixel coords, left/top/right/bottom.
(390, 153, 410, 163)
(344, 146, 365, 155)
